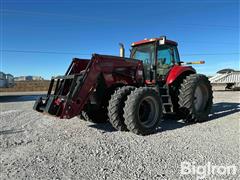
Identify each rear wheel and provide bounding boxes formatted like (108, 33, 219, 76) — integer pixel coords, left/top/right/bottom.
(178, 74, 213, 122)
(123, 87, 162, 135)
(108, 86, 135, 131)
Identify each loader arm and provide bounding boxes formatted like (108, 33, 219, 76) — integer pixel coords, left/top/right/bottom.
(33, 54, 142, 119)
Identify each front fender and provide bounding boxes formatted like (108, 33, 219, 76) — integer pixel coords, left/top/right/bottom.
(166, 65, 196, 85)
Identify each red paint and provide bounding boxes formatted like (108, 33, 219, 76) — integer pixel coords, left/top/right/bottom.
(34, 39, 200, 120)
(35, 56, 196, 119)
(132, 38, 178, 46)
(58, 54, 143, 118)
(166, 65, 196, 85)
(71, 59, 89, 73)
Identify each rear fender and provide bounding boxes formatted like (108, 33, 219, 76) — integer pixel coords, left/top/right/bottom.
(166, 65, 196, 85)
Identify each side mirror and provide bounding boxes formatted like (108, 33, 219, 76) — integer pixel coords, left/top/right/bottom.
(179, 61, 184, 64)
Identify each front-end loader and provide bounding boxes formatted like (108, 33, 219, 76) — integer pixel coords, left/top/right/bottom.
(34, 36, 213, 135)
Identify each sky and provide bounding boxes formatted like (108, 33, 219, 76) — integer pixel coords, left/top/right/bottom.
(1, 0, 239, 79)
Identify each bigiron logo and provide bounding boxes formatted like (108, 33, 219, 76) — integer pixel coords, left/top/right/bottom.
(180, 161, 237, 179)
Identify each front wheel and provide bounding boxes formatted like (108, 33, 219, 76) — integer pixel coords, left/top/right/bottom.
(178, 74, 213, 122)
(123, 87, 162, 135)
(108, 86, 135, 131)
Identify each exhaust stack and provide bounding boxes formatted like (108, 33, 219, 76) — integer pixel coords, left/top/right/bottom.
(119, 43, 125, 58)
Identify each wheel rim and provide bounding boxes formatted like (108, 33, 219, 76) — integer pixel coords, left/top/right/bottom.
(194, 84, 208, 112)
(138, 96, 159, 128)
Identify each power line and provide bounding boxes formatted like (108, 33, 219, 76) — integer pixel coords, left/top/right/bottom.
(1, 49, 239, 56)
(1, 9, 118, 23)
(179, 41, 238, 45)
(1, 9, 239, 29)
(181, 52, 239, 56)
(1, 49, 91, 55)
(173, 23, 238, 29)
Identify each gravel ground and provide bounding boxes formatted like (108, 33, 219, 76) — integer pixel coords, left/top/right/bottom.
(0, 91, 239, 180)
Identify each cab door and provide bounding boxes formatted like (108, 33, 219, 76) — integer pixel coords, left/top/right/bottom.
(157, 45, 180, 78)
(134, 44, 155, 81)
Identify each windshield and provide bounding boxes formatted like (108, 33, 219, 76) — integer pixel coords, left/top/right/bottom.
(131, 43, 155, 65)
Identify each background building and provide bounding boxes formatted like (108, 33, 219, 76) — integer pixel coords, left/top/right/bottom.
(0, 72, 14, 88)
(0, 72, 7, 88)
(14, 76, 44, 81)
(210, 69, 240, 90)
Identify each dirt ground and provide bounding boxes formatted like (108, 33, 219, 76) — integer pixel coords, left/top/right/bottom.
(0, 91, 239, 179)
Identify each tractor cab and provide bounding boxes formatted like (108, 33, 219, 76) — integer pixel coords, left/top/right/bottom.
(130, 36, 180, 82)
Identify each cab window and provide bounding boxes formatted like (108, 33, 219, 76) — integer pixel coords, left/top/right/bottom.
(157, 45, 180, 66)
(132, 44, 155, 65)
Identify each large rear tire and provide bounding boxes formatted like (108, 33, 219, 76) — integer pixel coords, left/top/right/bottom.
(123, 87, 162, 135)
(178, 74, 213, 122)
(108, 86, 135, 131)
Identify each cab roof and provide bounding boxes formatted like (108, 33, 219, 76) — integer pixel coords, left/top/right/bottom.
(131, 37, 178, 47)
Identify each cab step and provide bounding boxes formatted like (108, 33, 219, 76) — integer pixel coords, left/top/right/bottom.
(159, 87, 173, 114)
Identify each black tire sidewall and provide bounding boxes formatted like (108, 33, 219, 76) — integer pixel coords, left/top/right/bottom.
(178, 74, 213, 122)
(192, 77, 212, 119)
(136, 92, 161, 132)
(108, 86, 135, 131)
(124, 88, 162, 135)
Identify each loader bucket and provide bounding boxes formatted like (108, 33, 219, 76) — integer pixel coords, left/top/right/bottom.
(33, 58, 90, 118)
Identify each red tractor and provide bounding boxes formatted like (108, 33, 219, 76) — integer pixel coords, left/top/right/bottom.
(34, 36, 213, 135)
